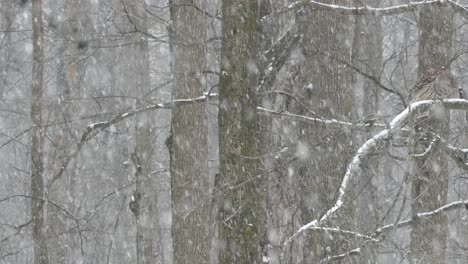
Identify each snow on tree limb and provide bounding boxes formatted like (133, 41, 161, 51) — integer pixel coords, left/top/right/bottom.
(283, 99, 468, 251)
(321, 248, 361, 263)
(321, 199, 468, 262)
(258, 107, 386, 129)
(305, 227, 378, 242)
(303, 0, 440, 15)
(376, 200, 468, 234)
(266, 0, 468, 20)
(48, 94, 217, 188)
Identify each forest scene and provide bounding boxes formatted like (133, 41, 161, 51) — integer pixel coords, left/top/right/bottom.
(1, 0, 468, 263)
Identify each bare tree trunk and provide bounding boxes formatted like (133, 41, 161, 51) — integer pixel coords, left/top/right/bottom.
(216, 1, 263, 263)
(122, 1, 156, 263)
(31, 0, 48, 263)
(409, 5, 454, 264)
(257, 1, 302, 263)
(169, 1, 211, 263)
(352, 1, 382, 263)
(47, 1, 93, 261)
(295, 2, 355, 262)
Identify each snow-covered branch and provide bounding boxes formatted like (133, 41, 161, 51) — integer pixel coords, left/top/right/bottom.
(282, 99, 468, 252)
(266, 0, 468, 21)
(303, 0, 441, 16)
(320, 248, 361, 263)
(258, 107, 386, 129)
(48, 94, 217, 188)
(306, 227, 378, 242)
(376, 199, 468, 235)
(320, 199, 468, 262)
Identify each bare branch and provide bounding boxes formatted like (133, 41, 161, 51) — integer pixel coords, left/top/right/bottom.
(314, 49, 407, 107)
(258, 26, 302, 91)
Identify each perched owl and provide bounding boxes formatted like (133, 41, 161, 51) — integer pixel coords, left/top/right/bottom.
(410, 67, 457, 103)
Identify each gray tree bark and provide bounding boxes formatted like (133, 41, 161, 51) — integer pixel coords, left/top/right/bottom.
(217, 1, 263, 263)
(169, 1, 211, 263)
(47, 1, 93, 261)
(295, 2, 355, 262)
(409, 6, 454, 264)
(121, 1, 156, 263)
(352, 1, 382, 263)
(31, 0, 48, 263)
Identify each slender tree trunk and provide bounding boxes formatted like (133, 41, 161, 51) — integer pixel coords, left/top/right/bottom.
(169, 1, 211, 263)
(352, 1, 382, 263)
(31, 0, 48, 263)
(257, 1, 302, 263)
(257, 1, 278, 262)
(217, 1, 263, 263)
(48, 1, 92, 261)
(122, 1, 156, 262)
(409, 6, 454, 264)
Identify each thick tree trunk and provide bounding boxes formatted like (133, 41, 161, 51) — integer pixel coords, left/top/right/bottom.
(409, 6, 453, 264)
(31, 0, 48, 263)
(217, 1, 263, 263)
(169, 1, 211, 263)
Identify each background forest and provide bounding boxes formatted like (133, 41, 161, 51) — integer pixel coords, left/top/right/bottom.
(1, 0, 468, 263)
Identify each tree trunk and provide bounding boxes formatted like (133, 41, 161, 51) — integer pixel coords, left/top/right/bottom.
(295, 2, 355, 262)
(409, 6, 454, 264)
(169, 1, 211, 263)
(217, 1, 263, 263)
(48, 1, 92, 261)
(122, 1, 156, 263)
(31, 0, 48, 263)
(352, 1, 382, 263)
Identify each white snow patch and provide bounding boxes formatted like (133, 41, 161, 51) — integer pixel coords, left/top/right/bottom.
(295, 141, 310, 161)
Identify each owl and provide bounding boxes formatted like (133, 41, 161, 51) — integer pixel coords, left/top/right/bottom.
(410, 67, 458, 103)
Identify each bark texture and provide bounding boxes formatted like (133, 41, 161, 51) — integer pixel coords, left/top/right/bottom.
(217, 1, 263, 263)
(295, 1, 355, 262)
(352, 1, 382, 262)
(48, 1, 92, 261)
(169, 1, 211, 263)
(31, 0, 48, 263)
(409, 5, 454, 264)
(123, 1, 156, 262)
